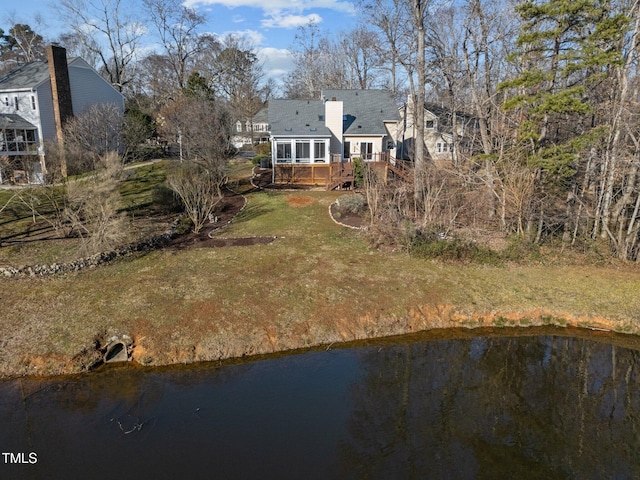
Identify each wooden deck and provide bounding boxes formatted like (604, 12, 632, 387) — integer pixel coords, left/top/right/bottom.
(273, 154, 411, 190)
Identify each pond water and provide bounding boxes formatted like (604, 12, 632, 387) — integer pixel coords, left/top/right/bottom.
(1, 327, 640, 479)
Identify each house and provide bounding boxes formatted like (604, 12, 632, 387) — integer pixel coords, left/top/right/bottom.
(268, 89, 400, 186)
(0, 45, 125, 183)
(399, 99, 480, 164)
(231, 107, 270, 148)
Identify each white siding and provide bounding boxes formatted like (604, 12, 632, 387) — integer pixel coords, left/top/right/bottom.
(35, 82, 56, 143)
(0, 89, 39, 126)
(325, 100, 343, 156)
(344, 135, 384, 160)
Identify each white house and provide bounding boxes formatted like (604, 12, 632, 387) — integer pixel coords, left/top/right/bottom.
(399, 99, 480, 164)
(232, 106, 270, 148)
(268, 89, 400, 186)
(0, 45, 125, 183)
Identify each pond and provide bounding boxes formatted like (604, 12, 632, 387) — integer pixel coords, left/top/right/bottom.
(1, 327, 640, 479)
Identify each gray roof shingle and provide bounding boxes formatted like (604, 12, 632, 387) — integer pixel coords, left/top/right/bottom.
(0, 114, 37, 130)
(268, 99, 331, 137)
(0, 61, 51, 91)
(268, 90, 399, 138)
(322, 89, 399, 135)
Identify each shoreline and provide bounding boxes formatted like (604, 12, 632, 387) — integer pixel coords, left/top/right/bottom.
(2, 306, 639, 381)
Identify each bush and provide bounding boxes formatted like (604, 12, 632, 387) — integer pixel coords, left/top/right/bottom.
(410, 230, 501, 265)
(254, 142, 271, 156)
(337, 194, 366, 214)
(152, 184, 183, 213)
(352, 157, 364, 188)
(174, 215, 194, 235)
(501, 236, 542, 263)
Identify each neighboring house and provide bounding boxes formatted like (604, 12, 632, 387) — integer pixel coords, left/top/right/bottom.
(268, 89, 400, 186)
(232, 107, 270, 148)
(399, 99, 480, 163)
(0, 45, 125, 183)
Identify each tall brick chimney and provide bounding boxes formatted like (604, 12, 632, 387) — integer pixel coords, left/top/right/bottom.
(46, 45, 73, 177)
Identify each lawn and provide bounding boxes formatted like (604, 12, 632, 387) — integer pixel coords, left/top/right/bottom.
(1, 159, 640, 378)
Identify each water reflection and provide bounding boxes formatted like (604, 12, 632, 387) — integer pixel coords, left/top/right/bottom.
(0, 328, 639, 479)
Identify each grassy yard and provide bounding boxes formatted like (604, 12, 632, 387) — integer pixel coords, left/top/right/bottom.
(1, 160, 640, 377)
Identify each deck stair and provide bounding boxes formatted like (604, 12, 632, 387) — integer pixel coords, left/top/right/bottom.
(327, 163, 354, 190)
(385, 158, 412, 181)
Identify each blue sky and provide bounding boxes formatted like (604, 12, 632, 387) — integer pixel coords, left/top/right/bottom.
(6, 0, 359, 84)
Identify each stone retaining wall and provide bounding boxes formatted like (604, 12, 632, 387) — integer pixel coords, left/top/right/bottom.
(0, 222, 179, 278)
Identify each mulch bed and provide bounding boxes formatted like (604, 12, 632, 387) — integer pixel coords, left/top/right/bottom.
(167, 191, 278, 249)
(330, 202, 367, 229)
(168, 170, 371, 249)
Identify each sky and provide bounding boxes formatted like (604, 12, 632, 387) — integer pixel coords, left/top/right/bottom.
(4, 0, 360, 85)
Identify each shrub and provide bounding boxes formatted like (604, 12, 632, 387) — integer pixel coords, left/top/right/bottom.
(152, 184, 183, 213)
(410, 230, 501, 265)
(337, 194, 366, 214)
(501, 236, 542, 263)
(352, 157, 364, 188)
(254, 142, 271, 156)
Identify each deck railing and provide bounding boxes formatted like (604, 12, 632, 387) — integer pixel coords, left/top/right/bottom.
(274, 152, 412, 188)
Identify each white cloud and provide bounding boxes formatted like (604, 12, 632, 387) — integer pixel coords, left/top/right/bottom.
(257, 46, 294, 80)
(261, 13, 322, 29)
(185, 0, 355, 16)
(232, 15, 245, 23)
(214, 29, 266, 46)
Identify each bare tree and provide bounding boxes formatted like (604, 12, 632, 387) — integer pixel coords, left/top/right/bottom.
(209, 35, 267, 141)
(63, 103, 124, 174)
(64, 151, 128, 254)
(167, 163, 223, 234)
(142, 0, 209, 91)
(58, 0, 145, 92)
(338, 25, 383, 90)
(284, 21, 329, 98)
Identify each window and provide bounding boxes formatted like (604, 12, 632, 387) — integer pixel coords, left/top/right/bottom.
(236, 121, 242, 132)
(314, 141, 326, 162)
(14, 97, 19, 111)
(425, 120, 434, 129)
(386, 140, 395, 150)
(3, 97, 8, 107)
(360, 142, 373, 160)
(31, 96, 36, 110)
(276, 142, 292, 162)
(0, 128, 36, 152)
(343, 141, 351, 160)
(295, 141, 311, 163)
(436, 142, 442, 153)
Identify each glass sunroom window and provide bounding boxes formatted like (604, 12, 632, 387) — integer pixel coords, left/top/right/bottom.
(276, 142, 292, 162)
(295, 141, 310, 163)
(314, 141, 326, 162)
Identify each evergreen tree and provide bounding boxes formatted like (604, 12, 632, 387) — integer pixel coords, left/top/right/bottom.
(499, 0, 628, 240)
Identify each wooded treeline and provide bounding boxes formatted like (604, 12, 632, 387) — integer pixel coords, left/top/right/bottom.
(2, 0, 640, 260)
(286, 0, 640, 262)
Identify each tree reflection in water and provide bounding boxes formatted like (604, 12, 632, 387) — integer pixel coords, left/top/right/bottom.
(339, 335, 640, 479)
(1, 331, 639, 479)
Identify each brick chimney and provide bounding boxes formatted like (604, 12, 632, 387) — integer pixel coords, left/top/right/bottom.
(46, 45, 73, 144)
(46, 45, 73, 177)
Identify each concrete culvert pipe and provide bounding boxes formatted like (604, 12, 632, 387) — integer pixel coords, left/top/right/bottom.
(104, 341, 128, 363)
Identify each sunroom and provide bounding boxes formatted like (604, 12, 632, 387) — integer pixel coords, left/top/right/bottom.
(273, 137, 331, 164)
(0, 114, 39, 155)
